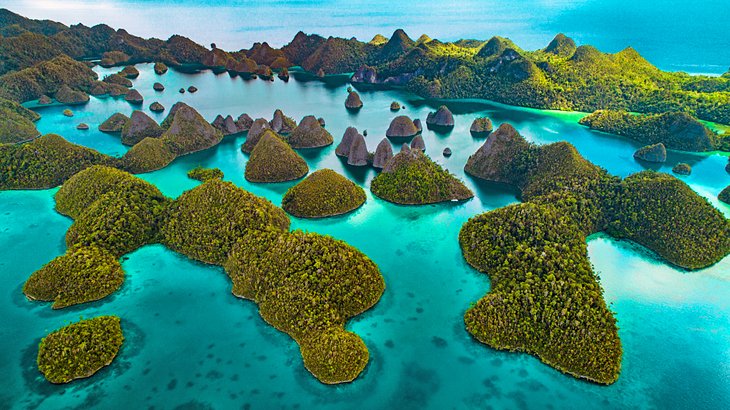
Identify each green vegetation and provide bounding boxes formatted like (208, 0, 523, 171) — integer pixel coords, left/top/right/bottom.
(23, 246, 124, 309)
(187, 166, 224, 182)
(0, 134, 116, 189)
(161, 179, 290, 264)
(0, 55, 97, 103)
(282, 169, 366, 218)
(0, 97, 40, 143)
(121, 137, 176, 174)
(54, 165, 164, 219)
(460, 202, 621, 384)
(608, 171, 730, 269)
(99, 113, 129, 133)
(245, 131, 308, 183)
(37, 316, 123, 384)
(579, 110, 724, 152)
(371, 149, 473, 204)
(224, 229, 385, 383)
(284, 31, 730, 124)
(461, 122, 730, 383)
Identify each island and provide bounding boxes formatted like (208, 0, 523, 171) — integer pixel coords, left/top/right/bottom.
(187, 166, 224, 181)
(37, 316, 124, 384)
(244, 131, 309, 183)
(282, 169, 366, 218)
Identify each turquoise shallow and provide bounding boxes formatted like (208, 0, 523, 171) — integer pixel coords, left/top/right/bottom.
(1, 63, 729, 409)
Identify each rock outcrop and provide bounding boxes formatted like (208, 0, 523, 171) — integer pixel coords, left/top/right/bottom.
(410, 135, 426, 151)
(241, 118, 273, 153)
(464, 123, 530, 183)
(99, 113, 129, 133)
(245, 130, 308, 182)
(386, 116, 419, 139)
(373, 138, 393, 169)
(38, 95, 52, 105)
(154, 62, 168, 75)
(336, 127, 360, 157)
(345, 91, 363, 110)
(236, 114, 253, 131)
(672, 163, 692, 175)
(443, 147, 452, 157)
(124, 89, 143, 104)
(55, 85, 89, 105)
(150, 102, 165, 112)
(390, 101, 401, 111)
(153, 82, 165, 91)
(120, 66, 139, 79)
(162, 103, 223, 155)
(270, 109, 296, 134)
(121, 110, 163, 146)
(347, 133, 368, 166)
(278, 67, 290, 81)
(633, 143, 667, 163)
(77, 123, 89, 130)
(470, 117, 493, 137)
(288, 115, 334, 149)
(212, 115, 241, 136)
(413, 119, 423, 133)
(426, 105, 454, 129)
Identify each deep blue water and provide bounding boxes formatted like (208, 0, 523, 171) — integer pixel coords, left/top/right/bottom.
(4, 0, 730, 75)
(0, 63, 729, 409)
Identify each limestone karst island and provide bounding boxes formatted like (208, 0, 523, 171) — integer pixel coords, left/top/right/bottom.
(0, 1, 728, 409)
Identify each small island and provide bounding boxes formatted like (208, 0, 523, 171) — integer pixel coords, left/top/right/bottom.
(37, 316, 124, 384)
(187, 166, 224, 181)
(244, 131, 309, 183)
(282, 169, 366, 218)
(371, 148, 473, 205)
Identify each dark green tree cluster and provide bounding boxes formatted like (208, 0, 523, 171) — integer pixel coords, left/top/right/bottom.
(282, 169, 366, 218)
(23, 246, 124, 309)
(161, 179, 290, 264)
(244, 131, 309, 183)
(607, 172, 730, 269)
(37, 316, 124, 384)
(0, 97, 40, 143)
(224, 229, 385, 383)
(187, 166, 224, 182)
(370, 149, 473, 205)
(460, 203, 622, 384)
(460, 123, 730, 383)
(0, 134, 117, 190)
(579, 110, 723, 152)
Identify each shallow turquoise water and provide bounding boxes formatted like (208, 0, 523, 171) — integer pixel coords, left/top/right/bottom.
(5, 0, 730, 75)
(2, 64, 730, 409)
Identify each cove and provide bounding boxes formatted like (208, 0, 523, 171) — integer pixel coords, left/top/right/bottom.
(1, 63, 729, 409)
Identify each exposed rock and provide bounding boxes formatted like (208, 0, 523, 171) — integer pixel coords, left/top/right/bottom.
(351, 65, 378, 84)
(288, 115, 334, 149)
(187, 86, 198, 93)
(464, 123, 530, 183)
(278, 67, 290, 81)
(633, 143, 667, 163)
(154, 62, 168, 75)
(672, 163, 692, 175)
(124, 89, 144, 104)
(55, 85, 89, 105)
(179, 88, 185, 94)
(390, 101, 401, 111)
(245, 130, 308, 182)
(99, 51, 129, 67)
(413, 119, 423, 133)
(38, 95, 52, 105)
(386, 116, 419, 139)
(426, 105, 454, 129)
(443, 147, 452, 157)
(120, 66, 140, 79)
(153, 82, 165, 91)
(336, 127, 360, 157)
(236, 114, 253, 131)
(90, 81, 128, 96)
(104, 74, 133, 88)
(727, 159, 730, 174)
(347, 133, 368, 166)
(316, 68, 325, 78)
(373, 138, 394, 169)
(719, 185, 730, 204)
(99, 113, 129, 133)
(345, 91, 363, 110)
(241, 118, 273, 153)
(401, 143, 411, 153)
(318, 117, 326, 127)
(162, 103, 223, 155)
(76, 123, 89, 130)
(121, 110, 164, 146)
(270, 109, 297, 134)
(150, 102, 165, 112)
(410, 135, 426, 151)
(212, 114, 241, 136)
(470, 117, 494, 137)
(160, 102, 185, 128)
(256, 64, 274, 79)
(63, 109, 73, 117)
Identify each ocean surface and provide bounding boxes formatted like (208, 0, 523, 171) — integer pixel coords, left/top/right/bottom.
(1, 64, 729, 409)
(4, 0, 730, 75)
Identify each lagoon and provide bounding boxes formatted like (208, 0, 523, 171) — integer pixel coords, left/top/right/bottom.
(1, 63, 729, 409)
